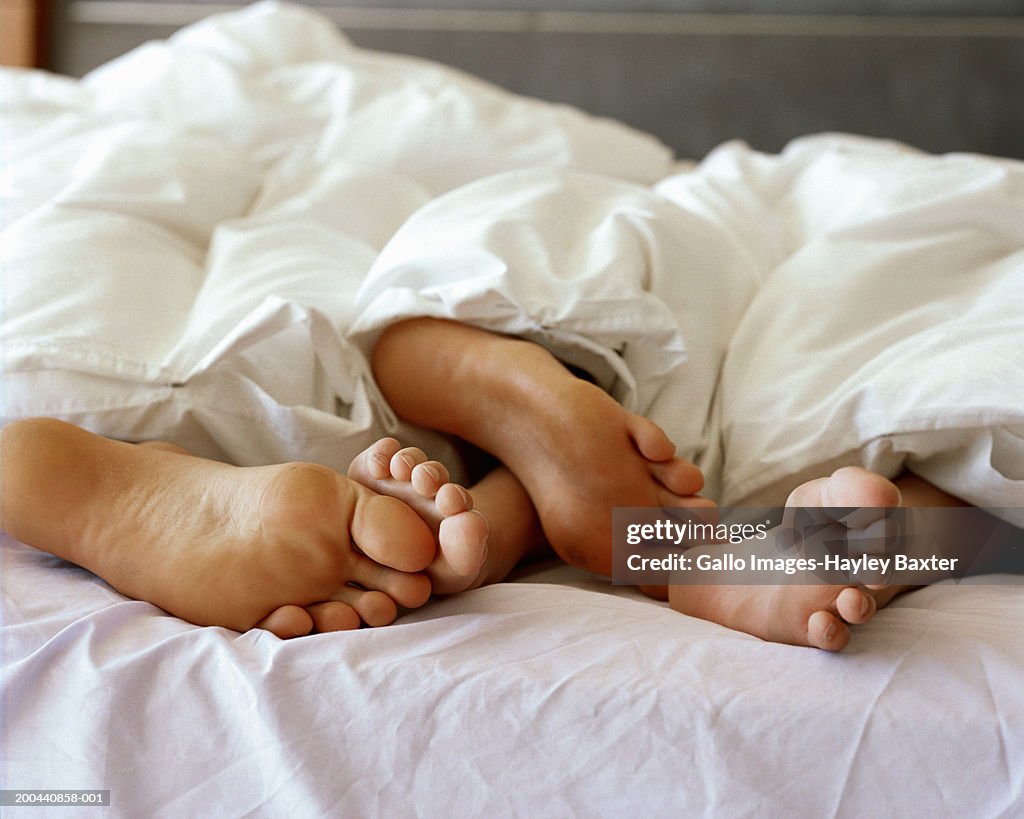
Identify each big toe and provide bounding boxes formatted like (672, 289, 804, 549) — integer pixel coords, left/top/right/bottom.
(439, 510, 489, 578)
(355, 492, 436, 572)
(425, 510, 490, 595)
(789, 466, 901, 510)
(825, 467, 902, 510)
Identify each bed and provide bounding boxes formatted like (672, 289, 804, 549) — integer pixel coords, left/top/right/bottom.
(2, 2, 1023, 815)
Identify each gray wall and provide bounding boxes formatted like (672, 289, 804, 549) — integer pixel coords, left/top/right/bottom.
(48, 1, 1024, 159)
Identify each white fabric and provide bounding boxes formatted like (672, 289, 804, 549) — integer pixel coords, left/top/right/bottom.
(3, 1, 1022, 505)
(2, 3, 1024, 816)
(3, 533, 1023, 817)
(350, 167, 757, 500)
(352, 139, 1024, 516)
(704, 137, 1024, 515)
(0, 0, 672, 475)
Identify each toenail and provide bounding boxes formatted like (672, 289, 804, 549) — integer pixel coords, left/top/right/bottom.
(370, 451, 390, 476)
(860, 596, 871, 618)
(824, 622, 837, 643)
(421, 464, 441, 483)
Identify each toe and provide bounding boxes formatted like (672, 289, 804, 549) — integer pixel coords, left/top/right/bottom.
(348, 437, 402, 482)
(354, 492, 436, 572)
(390, 446, 428, 481)
(342, 588, 399, 627)
(638, 584, 669, 601)
(256, 605, 315, 639)
(650, 458, 705, 495)
(626, 414, 676, 462)
(825, 467, 902, 509)
(348, 554, 432, 608)
(836, 587, 876, 624)
(438, 510, 489, 578)
(435, 483, 474, 516)
(807, 609, 851, 651)
(305, 601, 362, 632)
(789, 467, 901, 511)
(658, 490, 717, 514)
(411, 460, 449, 497)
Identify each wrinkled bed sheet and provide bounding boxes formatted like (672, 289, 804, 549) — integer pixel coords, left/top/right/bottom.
(1, 1, 1023, 815)
(3, 533, 1023, 817)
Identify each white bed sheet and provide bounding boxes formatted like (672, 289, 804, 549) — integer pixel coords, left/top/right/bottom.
(2, 2, 1024, 816)
(3, 531, 1023, 817)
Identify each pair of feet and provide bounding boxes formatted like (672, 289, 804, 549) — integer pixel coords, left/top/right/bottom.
(3, 413, 904, 651)
(366, 318, 911, 651)
(0, 418, 495, 640)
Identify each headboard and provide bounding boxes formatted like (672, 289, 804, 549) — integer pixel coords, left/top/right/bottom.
(48, 0, 1024, 160)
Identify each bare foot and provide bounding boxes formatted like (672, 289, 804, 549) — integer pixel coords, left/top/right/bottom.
(348, 438, 549, 593)
(669, 467, 910, 651)
(347, 438, 490, 593)
(373, 319, 713, 575)
(504, 375, 714, 575)
(0, 419, 441, 638)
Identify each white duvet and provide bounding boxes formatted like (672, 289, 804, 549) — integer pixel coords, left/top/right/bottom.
(2, 2, 1023, 816)
(3, 6, 1022, 512)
